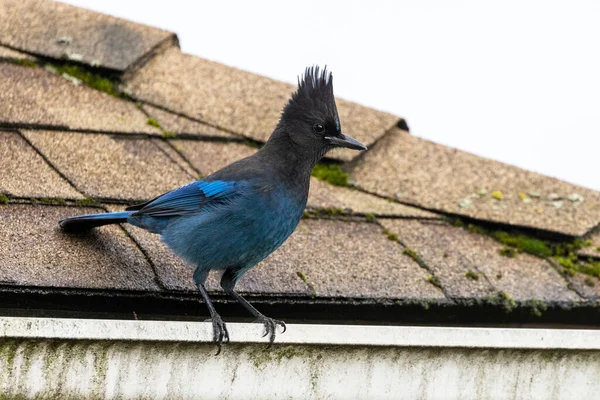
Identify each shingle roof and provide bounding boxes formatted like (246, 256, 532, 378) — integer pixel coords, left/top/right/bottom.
(1, 0, 599, 324)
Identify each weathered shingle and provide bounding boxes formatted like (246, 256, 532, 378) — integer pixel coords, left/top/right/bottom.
(124, 47, 400, 156)
(0, 131, 82, 199)
(380, 219, 581, 303)
(261, 219, 446, 300)
(143, 105, 236, 139)
(352, 128, 600, 237)
(308, 178, 439, 218)
(0, 0, 175, 71)
(22, 131, 192, 201)
(0, 204, 159, 290)
(579, 230, 600, 260)
(0, 63, 159, 134)
(170, 139, 256, 177)
(0, 45, 36, 62)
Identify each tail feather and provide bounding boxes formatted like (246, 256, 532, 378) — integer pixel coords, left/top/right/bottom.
(59, 211, 131, 232)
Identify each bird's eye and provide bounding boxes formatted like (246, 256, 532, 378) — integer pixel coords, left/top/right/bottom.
(313, 123, 325, 134)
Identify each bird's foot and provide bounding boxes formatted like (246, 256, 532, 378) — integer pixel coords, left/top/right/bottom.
(209, 314, 230, 355)
(255, 315, 286, 347)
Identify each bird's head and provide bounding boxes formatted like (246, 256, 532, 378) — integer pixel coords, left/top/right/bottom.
(276, 66, 367, 156)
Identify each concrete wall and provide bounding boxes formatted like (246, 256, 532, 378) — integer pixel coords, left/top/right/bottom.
(0, 317, 599, 399)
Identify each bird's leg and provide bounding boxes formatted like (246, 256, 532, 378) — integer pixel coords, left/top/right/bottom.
(196, 282, 229, 355)
(221, 268, 286, 346)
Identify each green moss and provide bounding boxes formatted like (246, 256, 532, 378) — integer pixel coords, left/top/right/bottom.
(584, 277, 596, 287)
(491, 190, 504, 200)
(161, 130, 177, 139)
(302, 208, 344, 219)
(30, 197, 67, 205)
(296, 271, 316, 298)
(311, 163, 349, 187)
(75, 197, 100, 207)
(491, 231, 553, 258)
(387, 232, 398, 241)
(365, 213, 376, 223)
(527, 298, 547, 318)
(0, 193, 8, 204)
(498, 246, 518, 258)
(296, 271, 308, 283)
(403, 247, 419, 262)
(596, 246, 600, 252)
(465, 270, 479, 280)
(427, 275, 442, 289)
(7, 58, 37, 68)
(146, 117, 161, 129)
(47, 63, 121, 97)
(486, 291, 517, 313)
(454, 218, 599, 278)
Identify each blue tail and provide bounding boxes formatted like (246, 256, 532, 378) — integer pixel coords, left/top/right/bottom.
(59, 211, 131, 232)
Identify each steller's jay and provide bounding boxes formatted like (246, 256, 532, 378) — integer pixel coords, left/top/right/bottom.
(60, 66, 367, 353)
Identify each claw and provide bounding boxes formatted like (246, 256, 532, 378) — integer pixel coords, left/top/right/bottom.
(210, 315, 229, 356)
(255, 316, 286, 348)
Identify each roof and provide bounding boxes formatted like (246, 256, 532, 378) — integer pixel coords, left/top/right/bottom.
(1, 0, 599, 325)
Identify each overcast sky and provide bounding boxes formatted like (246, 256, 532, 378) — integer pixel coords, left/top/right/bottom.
(63, 0, 600, 191)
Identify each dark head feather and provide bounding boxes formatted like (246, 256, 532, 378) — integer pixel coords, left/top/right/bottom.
(280, 66, 339, 127)
(294, 66, 334, 104)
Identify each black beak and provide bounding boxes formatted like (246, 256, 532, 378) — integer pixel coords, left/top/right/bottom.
(324, 133, 367, 151)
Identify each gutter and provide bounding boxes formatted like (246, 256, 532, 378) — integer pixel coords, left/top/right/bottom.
(0, 317, 599, 399)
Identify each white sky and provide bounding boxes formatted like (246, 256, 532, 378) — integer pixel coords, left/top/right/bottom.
(63, 0, 600, 191)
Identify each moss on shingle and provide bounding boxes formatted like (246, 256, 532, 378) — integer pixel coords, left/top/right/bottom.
(6, 58, 37, 68)
(0, 194, 9, 205)
(75, 197, 100, 207)
(452, 217, 597, 278)
(47, 63, 121, 97)
(465, 270, 479, 280)
(427, 275, 442, 289)
(311, 163, 349, 187)
(146, 117, 161, 129)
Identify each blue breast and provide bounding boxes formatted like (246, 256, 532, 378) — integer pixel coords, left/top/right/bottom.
(159, 180, 305, 278)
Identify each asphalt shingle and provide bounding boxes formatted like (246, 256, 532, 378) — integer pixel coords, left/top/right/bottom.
(125, 47, 399, 157)
(308, 178, 439, 218)
(0, 46, 36, 62)
(0, 131, 82, 199)
(0, 63, 160, 134)
(22, 130, 192, 201)
(352, 128, 600, 237)
(380, 219, 580, 303)
(579, 230, 600, 260)
(261, 219, 445, 300)
(0, 0, 175, 71)
(143, 105, 236, 139)
(0, 204, 158, 290)
(170, 139, 256, 177)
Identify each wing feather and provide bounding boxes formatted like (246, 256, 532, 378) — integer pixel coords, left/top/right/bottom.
(130, 180, 240, 218)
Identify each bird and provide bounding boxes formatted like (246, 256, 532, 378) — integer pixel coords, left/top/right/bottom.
(59, 66, 367, 353)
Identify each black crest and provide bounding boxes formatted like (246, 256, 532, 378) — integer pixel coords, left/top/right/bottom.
(282, 66, 338, 124)
(294, 66, 334, 103)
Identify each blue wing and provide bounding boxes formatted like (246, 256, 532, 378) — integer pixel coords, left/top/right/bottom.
(129, 180, 240, 218)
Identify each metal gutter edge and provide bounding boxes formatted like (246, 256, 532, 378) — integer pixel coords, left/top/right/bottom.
(0, 317, 599, 349)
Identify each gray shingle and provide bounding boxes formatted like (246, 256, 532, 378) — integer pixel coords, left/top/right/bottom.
(23, 131, 192, 201)
(0, 0, 175, 71)
(125, 47, 400, 157)
(0, 131, 82, 199)
(380, 219, 581, 303)
(352, 128, 600, 237)
(0, 204, 159, 290)
(0, 63, 160, 134)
